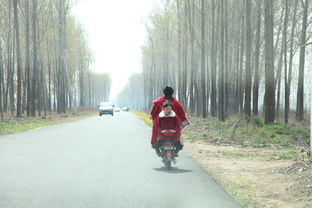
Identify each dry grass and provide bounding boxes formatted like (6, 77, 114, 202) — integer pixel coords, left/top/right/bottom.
(0, 109, 97, 135)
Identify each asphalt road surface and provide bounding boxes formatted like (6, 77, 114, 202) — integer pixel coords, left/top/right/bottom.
(0, 112, 242, 208)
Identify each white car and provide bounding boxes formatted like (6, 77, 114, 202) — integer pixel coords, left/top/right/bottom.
(122, 107, 129, 111)
(98, 102, 114, 116)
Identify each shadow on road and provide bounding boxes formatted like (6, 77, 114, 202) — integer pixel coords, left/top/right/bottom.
(153, 167, 192, 174)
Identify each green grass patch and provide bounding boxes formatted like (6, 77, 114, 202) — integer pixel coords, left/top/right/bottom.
(269, 150, 299, 160)
(0, 117, 51, 135)
(0, 120, 57, 135)
(253, 116, 264, 127)
(131, 111, 310, 148)
(183, 115, 310, 148)
(0, 113, 96, 136)
(218, 151, 253, 158)
(213, 174, 262, 208)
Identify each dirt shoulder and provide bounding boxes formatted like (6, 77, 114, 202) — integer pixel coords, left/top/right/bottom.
(132, 112, 311, 207)
(184, 141, 312, 208)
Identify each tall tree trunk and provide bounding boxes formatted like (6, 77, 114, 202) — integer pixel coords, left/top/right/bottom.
(79, 50, 85, 107)
(176, 0, 182, 103)
(25, 0, 31, 116)
(234, 29, 241, 114)
(0, 43, 4, 121)
(244, 0, 252, 117)
(219, 0, 225, 121)
(187, 0, 195, 114)
(224, 0, 229, 118)
(182, 2, 188, 110)
(31, 0, 38, 117)
(253, 0, 262, 116)
(275, 5, 287, 120)
(38, 61, 43, 117)
(4, 0, 13, 113)
(201, 0, 207, 117)
(296, 0, 309, 121)
(11, 31, 15, 115)
(13, 0, 22, 117)
(285, 0, 299, 123)
(264, 0, 275, 124)
(283, 0, 289, 123)
(238, 11, 245, 114)
(59, 0, 69, 114)
(210, 0, 217, 117)
(47, 39, 52, 113)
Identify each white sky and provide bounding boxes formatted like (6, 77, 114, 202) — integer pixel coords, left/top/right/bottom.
(72, 0, 156, 100)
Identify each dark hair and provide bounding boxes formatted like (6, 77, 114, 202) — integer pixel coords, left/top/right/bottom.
(162, 100, 173, 108)
(163, 86, 174, 100)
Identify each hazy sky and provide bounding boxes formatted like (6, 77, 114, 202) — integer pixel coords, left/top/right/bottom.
(72, 0, 156, 100)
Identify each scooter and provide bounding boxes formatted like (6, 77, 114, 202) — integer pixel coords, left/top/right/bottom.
(159, 130, 177, 169)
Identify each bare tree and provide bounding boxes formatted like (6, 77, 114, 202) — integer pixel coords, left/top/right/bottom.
(285, 0, 299, 123)
(296, 0, 309, 121)
(218, 0, 225, 121)
(210, 0, 217, 117)
(244, 0, 252, 117)
(253, 0, 262, 116)
(201, 0, 207, 117)
(31, 0, 38, 117)
(13, 0, 22, 117)
(264, 0, 275, 123)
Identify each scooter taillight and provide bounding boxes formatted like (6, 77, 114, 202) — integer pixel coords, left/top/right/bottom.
(164, 142, 171, 146)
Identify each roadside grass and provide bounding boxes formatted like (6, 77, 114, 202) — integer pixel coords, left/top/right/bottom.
(131, 111, 152, 126)
(132, 111, 307, 207)
(218, 151, 253, 158)
(207, 148, 299, 161)
(182, 115, 308, 207)
(0, 111, 97, 135)
(0, 118, 57, 135)
(184, 115, 310, 148)
(209, 172, 261, 208)
(130, 111, 309, 150)
(228, 177, 261, 208)
(268, 150, 299, 160)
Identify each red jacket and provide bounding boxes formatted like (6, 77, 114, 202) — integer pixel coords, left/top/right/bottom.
(152, 110, 181, 144)
(150, 97, 186, 122)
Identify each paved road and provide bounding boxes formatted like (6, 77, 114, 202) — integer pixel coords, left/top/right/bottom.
(0, 112, 241, 208)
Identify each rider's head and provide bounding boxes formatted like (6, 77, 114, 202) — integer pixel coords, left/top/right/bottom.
(163, 86, 174, 100)
(162, 100, 173, 115)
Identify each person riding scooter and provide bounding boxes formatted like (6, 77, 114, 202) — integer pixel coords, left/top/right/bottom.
(152, 101, 183, 156)
(150, 86, 187, 148)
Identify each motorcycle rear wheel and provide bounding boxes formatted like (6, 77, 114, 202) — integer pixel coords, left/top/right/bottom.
(165, 161, 171, 169)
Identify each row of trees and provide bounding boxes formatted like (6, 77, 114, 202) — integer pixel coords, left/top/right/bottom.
(0, 0, 111, 119)
(118, 0, 311, 124)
